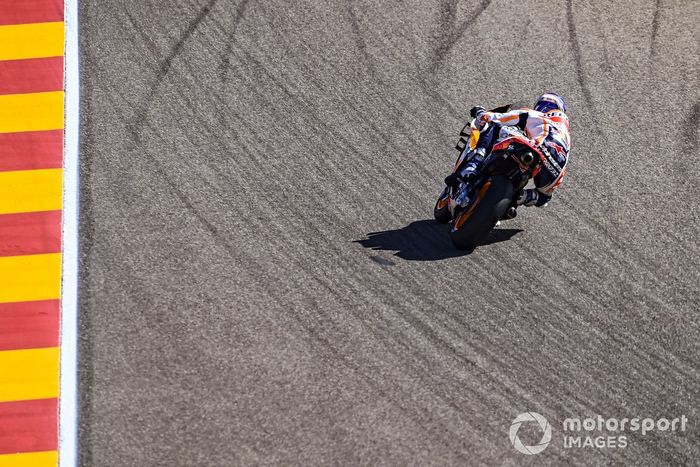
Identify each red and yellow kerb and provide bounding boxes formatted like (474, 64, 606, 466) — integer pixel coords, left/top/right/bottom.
(0, 1, 65, 465)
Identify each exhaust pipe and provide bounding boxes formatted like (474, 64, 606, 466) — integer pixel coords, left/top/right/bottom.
(520, 152, 534, 165)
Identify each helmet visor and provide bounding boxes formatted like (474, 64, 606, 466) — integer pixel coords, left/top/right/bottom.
(534, 99, 560, 113)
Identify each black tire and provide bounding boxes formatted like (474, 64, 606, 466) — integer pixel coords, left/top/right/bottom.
(449, 176, 514, 250)
(434, 187, 452, 223)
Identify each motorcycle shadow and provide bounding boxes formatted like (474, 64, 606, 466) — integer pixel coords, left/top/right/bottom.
(355, 220, 523, 261)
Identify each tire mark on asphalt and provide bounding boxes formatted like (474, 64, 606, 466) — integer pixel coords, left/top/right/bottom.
(565, 0, 594, 107)
(219, 0, 251, 81)
(115, 6, 266, 262)
(155, 0, 218, 83)
(285, 318, 479, 462)
(550, 192, 700, 330)
(591, 7, 612, 73)
(457, 199, 700, 392)
(250, 3, 424, 152)
(347, 3, 379, 77)
(410, 0, 491, 120)
(651, 0, 662, 56)
(682, 101, 699, 154)
(558, 2, 690, 299)
(516, 234, 700, 383)
(423, 246, 653, 416)
(339, 5, 461, 152)
(548, 197, 700, 338)
(673, 100, 700, 186)
(431, 0, 491, 70)
(225, 39, 435, 200)
(259, 9, 453, 171)
(129, 0, 219, 139)
(346, 0, 474, 124)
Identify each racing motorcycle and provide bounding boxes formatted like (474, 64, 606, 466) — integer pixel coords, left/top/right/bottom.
(434, 105, 545, 250)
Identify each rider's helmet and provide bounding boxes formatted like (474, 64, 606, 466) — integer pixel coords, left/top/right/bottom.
(534, 93, 567, 114)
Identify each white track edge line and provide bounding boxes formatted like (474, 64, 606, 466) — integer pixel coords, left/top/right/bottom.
(59, 0, 80, 466)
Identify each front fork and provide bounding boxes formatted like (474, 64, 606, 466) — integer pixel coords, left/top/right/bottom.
(448, 175, 484, 216)
(454, 183, 472, 208)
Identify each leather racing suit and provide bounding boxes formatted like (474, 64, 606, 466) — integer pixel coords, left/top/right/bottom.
(456, 107, 570, 207)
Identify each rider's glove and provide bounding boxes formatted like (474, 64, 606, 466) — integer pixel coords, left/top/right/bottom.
(462, 165, 478, 180)
(470, 106, 486, 119)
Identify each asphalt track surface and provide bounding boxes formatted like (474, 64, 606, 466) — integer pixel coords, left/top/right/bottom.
(78, 1, 699, 465)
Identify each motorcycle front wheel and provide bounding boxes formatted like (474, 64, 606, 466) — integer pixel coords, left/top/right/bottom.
(433, 186, 452, 224)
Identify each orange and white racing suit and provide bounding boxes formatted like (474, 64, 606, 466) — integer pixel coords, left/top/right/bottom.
(473, 108, 571, 207)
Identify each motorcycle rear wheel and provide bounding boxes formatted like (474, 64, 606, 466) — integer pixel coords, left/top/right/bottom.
(449, 175, 513, 250)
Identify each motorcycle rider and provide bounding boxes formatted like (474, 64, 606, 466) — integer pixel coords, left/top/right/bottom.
(445, 93, 570, 208)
